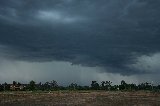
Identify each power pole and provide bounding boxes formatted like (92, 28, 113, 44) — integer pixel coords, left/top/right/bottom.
(151, 81, 153, 90)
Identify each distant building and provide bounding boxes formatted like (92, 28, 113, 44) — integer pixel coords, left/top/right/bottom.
(10, 84, 26, 91)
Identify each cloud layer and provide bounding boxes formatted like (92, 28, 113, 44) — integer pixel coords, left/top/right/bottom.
(0, 59, 158, 85)
(0, 0, 160, 75)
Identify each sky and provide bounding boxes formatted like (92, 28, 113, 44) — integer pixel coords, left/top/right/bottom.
(0, 0, 160, 85)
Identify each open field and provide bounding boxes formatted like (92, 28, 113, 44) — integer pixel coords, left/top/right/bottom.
(0, 91, 160, 106)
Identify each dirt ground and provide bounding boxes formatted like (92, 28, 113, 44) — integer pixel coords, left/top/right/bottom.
(0, 91, 160, 106)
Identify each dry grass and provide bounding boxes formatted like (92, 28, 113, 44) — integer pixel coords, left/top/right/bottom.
(0, 91, 160, 106)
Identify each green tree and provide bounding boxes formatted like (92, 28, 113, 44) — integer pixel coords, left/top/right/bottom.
(44, 82, 50, 91)
(69, 83, 77, 90)
(119, 80, 127, 90)
(101, 81, 112, 90)
(91, 81, 99, 90)
(29, 80, 36, 91)
(13, 81, 17, 85)
(3, 82, 10, 91)
(50, 80, 58, 90)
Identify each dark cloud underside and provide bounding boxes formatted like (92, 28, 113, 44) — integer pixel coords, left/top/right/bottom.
(0, 0, 160, 75)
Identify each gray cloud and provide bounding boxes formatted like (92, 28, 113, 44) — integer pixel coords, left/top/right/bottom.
(0, 59, 159, 85)
(0, 0, 160, 75)
(128, 53, 160, 73)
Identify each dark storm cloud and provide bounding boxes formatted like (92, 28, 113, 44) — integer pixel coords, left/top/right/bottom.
(0, 0, 160, 75)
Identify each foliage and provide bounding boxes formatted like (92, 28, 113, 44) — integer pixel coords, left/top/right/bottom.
(28, 80, 36, 91)
(0, 80, 159, 92)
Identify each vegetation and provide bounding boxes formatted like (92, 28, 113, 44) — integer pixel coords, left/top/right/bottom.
(0, 80, 160, 92)
(0, 80, 160, 105)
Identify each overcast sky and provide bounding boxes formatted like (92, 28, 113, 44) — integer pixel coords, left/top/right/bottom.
(0, 0, 160, 85)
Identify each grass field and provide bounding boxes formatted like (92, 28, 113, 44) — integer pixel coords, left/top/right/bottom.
(0, 91, 160, 106)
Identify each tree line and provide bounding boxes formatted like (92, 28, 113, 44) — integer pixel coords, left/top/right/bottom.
(0, 80, 160, 92)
